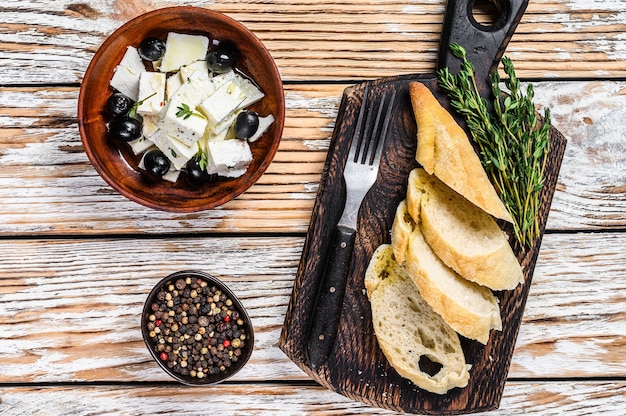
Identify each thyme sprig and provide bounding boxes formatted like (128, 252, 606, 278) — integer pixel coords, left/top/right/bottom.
(437, 43, 551, 248)
(195, 148, 208, 171)
(128, 92, 157, 118)
(176, 103, 195, 120)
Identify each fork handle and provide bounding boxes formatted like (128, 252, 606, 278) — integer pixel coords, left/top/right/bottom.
(306, 224, 356, 370)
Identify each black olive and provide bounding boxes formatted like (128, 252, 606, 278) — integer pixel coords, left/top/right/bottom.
(206, 48, 236, 74)
(138, 37, 166, 61)
(234, 110, 260, 140)
(185, 157, 212, 187)
(144, 150, 170, 177)
(106, 93, 135, 118)
(107, 117, 142, 142)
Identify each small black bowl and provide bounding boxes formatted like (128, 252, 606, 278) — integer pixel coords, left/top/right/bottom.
(141, 270, 254, 385)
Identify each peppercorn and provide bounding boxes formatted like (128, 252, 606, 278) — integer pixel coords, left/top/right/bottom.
(146, 275, 250, 382)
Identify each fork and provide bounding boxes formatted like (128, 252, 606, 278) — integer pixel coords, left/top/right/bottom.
(306, 85, 397, 369)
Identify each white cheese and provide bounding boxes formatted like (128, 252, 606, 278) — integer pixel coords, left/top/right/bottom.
(211, 111, 239, 135)
(158, 77, 213, 147)
(129, 137, 155, 155)
(234, 75, 265, 110)
(166, 73, 184, 101)
(206, 139, 253, 178)
(148, 129, 198, 170)
(198, 81, 245, 130)
(110, 46, 145, 100)
(159, 33, 210, 73)
(248, 114, 275, 143)
(179, 60, 210, 83)
(142, 115, 160, 139)
(162, 168, 181, 183)
(136, 72, 166, 116)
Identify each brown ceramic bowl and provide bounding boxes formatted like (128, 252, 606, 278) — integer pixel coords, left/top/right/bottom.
(78, 7, 284, 212)
(142, 270, 254, 385)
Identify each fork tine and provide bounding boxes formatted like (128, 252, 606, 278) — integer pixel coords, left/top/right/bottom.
(348, 85, 370, 163)
(359, 90, 387, 164)
(369, 89, 396, 166)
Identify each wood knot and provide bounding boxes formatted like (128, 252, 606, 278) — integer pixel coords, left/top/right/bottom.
(65, 3, 101, 19)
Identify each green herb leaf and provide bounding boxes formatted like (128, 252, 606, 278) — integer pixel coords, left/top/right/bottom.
(195, 148, 208, 171)
(176, 103, 194, 120)
(128, 92, 157, 118)
(437, 42, 551, 248)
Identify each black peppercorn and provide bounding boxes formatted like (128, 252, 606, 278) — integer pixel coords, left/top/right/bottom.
(145, 274, 250, 382)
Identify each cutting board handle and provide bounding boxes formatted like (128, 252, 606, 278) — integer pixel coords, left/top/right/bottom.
(437, 0, 529, 96)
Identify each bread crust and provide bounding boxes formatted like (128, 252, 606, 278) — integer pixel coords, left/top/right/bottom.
(391, 197, 502, 344)
(365, 244, 471, 394)
(409, 81, 513, 223)
(409, 168, 524, 290)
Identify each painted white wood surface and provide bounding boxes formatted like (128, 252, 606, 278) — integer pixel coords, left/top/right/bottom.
(1, 0, 626, 83)
(0, 233, 623, 384)
(0, 0, 625, 414)
(0, 382, 624, 415)
(1, 81, 626, 234)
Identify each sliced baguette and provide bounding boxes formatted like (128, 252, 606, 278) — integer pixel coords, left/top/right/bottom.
(391, 199, 502, 344)
(408, 81, 513, 223)
(407, 168, 524, 290)
(365, 244, 471, 394)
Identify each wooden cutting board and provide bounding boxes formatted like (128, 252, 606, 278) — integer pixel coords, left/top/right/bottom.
(279, 1, 567, 413)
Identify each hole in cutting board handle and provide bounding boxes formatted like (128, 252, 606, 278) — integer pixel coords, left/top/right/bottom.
(468, 0, 507, 31)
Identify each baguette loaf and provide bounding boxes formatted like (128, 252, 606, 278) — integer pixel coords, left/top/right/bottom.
(391, 199, 502, 344)
(407, 168, 524, 290)
(365, 244, 471, 394)
(408, 81, 513, 223)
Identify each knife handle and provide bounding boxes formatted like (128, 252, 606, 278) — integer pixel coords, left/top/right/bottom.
(306, 224, 356, 370)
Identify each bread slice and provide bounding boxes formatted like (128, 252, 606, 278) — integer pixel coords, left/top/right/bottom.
(391, 200, 502, 344)
(365, 244, 471, 394)
(408, 81, 513, 223)
(407, 168, 524, 290)
(390, 199, 415, 264)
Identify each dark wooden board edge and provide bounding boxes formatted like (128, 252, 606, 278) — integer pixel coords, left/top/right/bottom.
(279, 74, 567, 414)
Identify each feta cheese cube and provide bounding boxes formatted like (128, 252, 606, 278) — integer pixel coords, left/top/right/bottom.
(128, 137, 155, 155)
(158, 77, 215, 146)
(206, 139, 253, 178)
(136, 72, 166, 116)
(162, 168, 181, 183)
(110, 46, 145, 100)
(159, 33, 210, 73)
(159, 106, 208, 147)
(248, 114, 275, 143)
(166, 73, 184, 100)
(142, 115, 160, 138)
(199, 81, 245, 129)
(211, 111, 239, 135)
(148, 129, 199, 170)
(234, 74, 265, 110)
(179, 60, 210, 83)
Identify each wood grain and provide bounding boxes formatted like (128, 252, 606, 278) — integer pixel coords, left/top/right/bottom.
(0, 381, 624, 415)
(1, 0, 625, 414)
(0, 233, 623, 383)
(0, 1, 625, 84)
(1, 82, 626, 235)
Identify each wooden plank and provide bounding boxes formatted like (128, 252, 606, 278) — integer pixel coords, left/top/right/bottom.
(0, 232, 623, 383)
(0, 1, 626, 84)
(0, 81, 625, 235)
(0, 381, 623, 415)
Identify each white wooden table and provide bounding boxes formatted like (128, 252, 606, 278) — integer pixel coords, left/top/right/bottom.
(0, 0, 624, 414)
